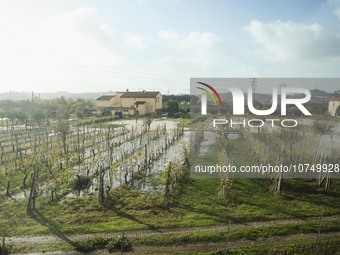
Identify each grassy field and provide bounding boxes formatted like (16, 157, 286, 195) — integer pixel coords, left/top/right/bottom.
(3, 178, 340, 237)
(1, 137, 340, 254)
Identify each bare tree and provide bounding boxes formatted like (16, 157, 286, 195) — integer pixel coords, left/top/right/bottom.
(54, 104, 70, 155)
(313, 120, 335, 134)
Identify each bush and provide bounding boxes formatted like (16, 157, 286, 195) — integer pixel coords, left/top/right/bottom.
(73, 175, 92, 194)
(75, 236, 133, 253)
(75, 237, 108, 252)
(106, 236, 133, 252)
(173, 112, 190, 119)
(313, 120, 335, 134)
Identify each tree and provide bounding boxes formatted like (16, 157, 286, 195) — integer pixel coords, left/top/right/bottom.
(54, 100, 70, 155)
(73, 98, 93, 119)
(313, 120, 335, 134)
(167, 98, 179, 116)
(31, 107, 46, 126)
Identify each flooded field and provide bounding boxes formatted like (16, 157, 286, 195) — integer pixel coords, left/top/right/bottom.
(3, 118, 188, 200)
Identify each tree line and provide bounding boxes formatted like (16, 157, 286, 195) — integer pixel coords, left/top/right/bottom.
(0, 97, 94, 126)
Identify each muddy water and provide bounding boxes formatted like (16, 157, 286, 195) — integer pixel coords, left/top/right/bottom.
(11, 119, 185, 199)
(299, 119, 340, 156)
(67, 119, 188, 197)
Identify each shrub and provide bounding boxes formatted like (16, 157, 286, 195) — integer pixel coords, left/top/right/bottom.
(106, 236, 133, 252)
(313, 120, 335, 134)
(73, 175, 92, 194)
(75, 237, 108, 252)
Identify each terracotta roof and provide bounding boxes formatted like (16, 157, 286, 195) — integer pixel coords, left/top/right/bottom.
(329, 97, 340, 101)
(120, 91, 160, 98)
(96, 95, 115, 101)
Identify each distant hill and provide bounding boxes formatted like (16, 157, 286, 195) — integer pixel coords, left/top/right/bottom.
(220, 92, 280, 103)
(309, 89, 331, 102)
(0, 91, 117, 101)
(0, 88, 338, 102)
(333, 90, 340, 96)
(219, 89, 333, 104)
(310, 88, 330, 97)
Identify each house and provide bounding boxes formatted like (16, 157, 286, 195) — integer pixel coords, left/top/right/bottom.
(95, 90, 162, 116)
(95, 95, 115, 116)
(328, 97, 340, 116)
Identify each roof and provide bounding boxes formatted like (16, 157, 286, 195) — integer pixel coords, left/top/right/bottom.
(120, 91, 160, 98)
(96, 95, 115, 101)
(329, 97, 340, 102)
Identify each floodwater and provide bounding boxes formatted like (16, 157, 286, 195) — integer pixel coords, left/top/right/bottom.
(9, 119, 187, 200)
(67, 119, 188, 197)
(298, 118, 340, 155)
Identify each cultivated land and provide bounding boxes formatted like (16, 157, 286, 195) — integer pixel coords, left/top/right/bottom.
(1, 114, 340, 255)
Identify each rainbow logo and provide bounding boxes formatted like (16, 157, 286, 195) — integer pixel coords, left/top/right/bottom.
(196, 82, 223, 106)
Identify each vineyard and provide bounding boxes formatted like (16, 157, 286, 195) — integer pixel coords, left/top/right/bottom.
(1, 113, 340, 255)
(0, 116, 189, 210)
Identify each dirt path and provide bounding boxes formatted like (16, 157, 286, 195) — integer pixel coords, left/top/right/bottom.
(12, 232, 340, 255)
(112, 232, 340, 255)
(6, 214, 340, 246)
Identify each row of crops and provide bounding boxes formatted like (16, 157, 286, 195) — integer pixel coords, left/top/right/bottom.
(0, 118, 188, 208)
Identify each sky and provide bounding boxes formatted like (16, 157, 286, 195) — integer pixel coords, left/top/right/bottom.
(0, 0, 340, 94)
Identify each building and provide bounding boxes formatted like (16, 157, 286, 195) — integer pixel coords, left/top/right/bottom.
(96, 90, 162, 116)
(328, 97, 340, 116)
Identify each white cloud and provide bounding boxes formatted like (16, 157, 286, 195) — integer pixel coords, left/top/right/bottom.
(43, 7, 119, 61)
(0, 6, 126, 92)
(1, 2, 339, 94)
(150, 31, 236, 78)
(245, 20, 340, 62)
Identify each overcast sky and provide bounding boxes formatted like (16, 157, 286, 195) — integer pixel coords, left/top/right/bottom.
(0, 0, 340, 94)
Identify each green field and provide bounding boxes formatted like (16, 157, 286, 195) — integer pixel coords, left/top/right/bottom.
(1, 137, 340, 254)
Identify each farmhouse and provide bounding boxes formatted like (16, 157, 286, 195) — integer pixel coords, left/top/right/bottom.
(328, 97, 340, 116)
(96, 90, 162, 116)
